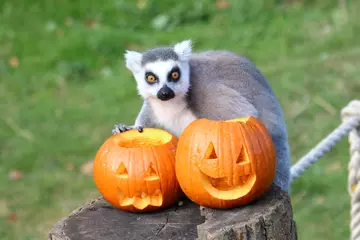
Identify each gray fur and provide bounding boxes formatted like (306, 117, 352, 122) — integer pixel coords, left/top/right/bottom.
(113, 101, 158, 134)
(134, 100, 158, 127)
(117, 49, 291, 193)
(141, 47, 179, 65)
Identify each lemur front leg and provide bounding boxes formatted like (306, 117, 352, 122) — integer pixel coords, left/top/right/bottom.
(112, 101, 156, 135)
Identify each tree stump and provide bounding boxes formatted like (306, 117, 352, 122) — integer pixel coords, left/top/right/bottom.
(49, 185, 297, 240)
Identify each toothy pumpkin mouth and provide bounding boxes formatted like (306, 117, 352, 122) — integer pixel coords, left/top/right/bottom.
(199, 171, 256, 200)
(118, 189, 163, 210)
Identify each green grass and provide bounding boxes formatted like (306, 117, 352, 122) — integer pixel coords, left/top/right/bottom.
(1, 0, 360, 239)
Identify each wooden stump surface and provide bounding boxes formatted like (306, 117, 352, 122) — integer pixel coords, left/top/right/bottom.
(49, 185, 297, 240)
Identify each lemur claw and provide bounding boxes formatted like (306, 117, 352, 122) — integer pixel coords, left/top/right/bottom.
(136, 126, 144, 132)
(112, 124, 144, 135)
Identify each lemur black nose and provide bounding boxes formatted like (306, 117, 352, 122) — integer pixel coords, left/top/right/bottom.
(157, 85, 175, 101)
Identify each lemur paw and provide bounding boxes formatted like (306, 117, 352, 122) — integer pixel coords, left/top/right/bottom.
(112, 124, 144, 135)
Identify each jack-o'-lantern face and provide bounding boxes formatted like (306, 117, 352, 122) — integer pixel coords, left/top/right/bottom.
(116, 162, 163, 210)
(198, 141, 256, 200)
(175, 116, 276, 209)
(93, 128, 183, 212)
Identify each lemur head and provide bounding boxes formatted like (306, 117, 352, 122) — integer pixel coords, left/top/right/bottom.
(124, 40, 192, 101)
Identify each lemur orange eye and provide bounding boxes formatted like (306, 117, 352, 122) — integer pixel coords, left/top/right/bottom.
(171, 72, 179, 79)
(146, 75, 156, 83)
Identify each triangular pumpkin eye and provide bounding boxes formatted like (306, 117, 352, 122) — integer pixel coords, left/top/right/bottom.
(116, 162, 128, 178)
(236, 145, 243, 164)
(236, 146, 249, 164)
(204, 142, 217, 159)
(144, 162, 160, 181)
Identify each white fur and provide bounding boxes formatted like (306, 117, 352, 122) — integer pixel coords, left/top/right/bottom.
(124, 50, 142, 73)
(148, 97, 197, 137)
(134, 59, 194, 136)
(174, 39, 192, 61)
(132, 59, 190, 99)
(125, 39, 195, 136)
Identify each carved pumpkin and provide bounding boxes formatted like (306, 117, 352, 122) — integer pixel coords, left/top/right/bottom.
(93, 128, 183, 212)
(175, 116, 276, 209)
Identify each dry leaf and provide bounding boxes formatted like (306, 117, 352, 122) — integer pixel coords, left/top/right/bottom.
(325, 161, 341, 174)
(292, 191, 306, 203)
(212, 15, 226, 25)
(314, 196, 325, 205)
(65, 17, 73, 26)
(66, 163, 74, 171)
(0, 199, 9, 217)
(8, 212, 17, 222)
(136, 0, 148, 9)
(81, 160, 94, 176)
(56, 29, 64, 37)
(8, 170, 24, 181)
(3, 117, 35, 142)
(56, 77, 68, 97)
(216, 0, 230, 9)
(84, 19, 98, 28)
(9, 57, 19, 68)
(313, 96, 336, 116)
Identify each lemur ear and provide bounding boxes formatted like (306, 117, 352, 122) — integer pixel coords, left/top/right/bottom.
(124, 50, 143, 73)
(174, 39, 192, 61)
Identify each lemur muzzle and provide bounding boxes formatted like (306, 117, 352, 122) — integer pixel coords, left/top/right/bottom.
(157, 85, 175, 101)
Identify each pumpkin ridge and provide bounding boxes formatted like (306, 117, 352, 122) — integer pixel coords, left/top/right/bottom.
(148, 146, 162, 204)
(164, 145, 173, 203)
(236, 120, 257, 189)
(250, 122, 266, 179)
(248, 119, 275, 195)
(228, 121, 236, 187)
(251, 122, 266, 181)
(188, 122, 198, 198)
(164, 141, 176, 201)
(233, 121, 251, 185)
(252, 122, 276, 184)
(227, 121, 234, 187)
(129, 148, 137, 203)
(216, 121, 221, 180)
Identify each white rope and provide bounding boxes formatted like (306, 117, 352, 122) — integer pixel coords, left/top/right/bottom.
(289, 114, 360, 183)
(285, 100, 360, 239)
(341, 100, 360, 240)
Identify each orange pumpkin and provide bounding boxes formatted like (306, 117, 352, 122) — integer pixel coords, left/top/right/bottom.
(93, 128, 183, 212)
(175, 116, 276, 209)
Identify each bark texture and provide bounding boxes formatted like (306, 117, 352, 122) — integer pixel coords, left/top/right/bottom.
(49, 185, 297, 240)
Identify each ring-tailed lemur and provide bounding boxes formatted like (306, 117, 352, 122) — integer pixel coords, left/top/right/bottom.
(113, 40, 291, 192)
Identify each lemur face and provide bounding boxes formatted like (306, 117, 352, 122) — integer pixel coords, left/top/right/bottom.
(124, 40, 192, 101)
(140, 59, 189, 101)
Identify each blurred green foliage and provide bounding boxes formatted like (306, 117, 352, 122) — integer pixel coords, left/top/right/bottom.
(1, 0, 359, 239)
